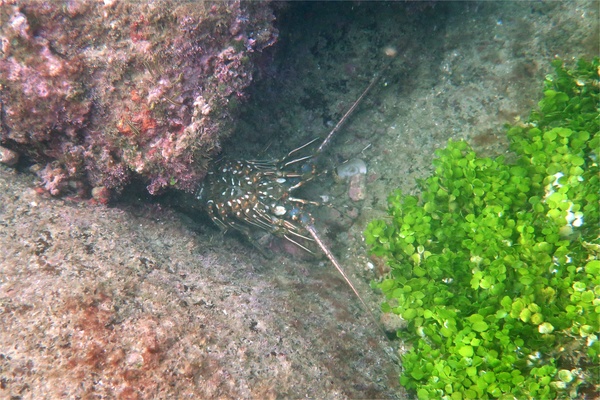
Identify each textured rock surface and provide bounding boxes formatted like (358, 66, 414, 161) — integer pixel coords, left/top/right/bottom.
(0, 145, 18, 166)
(0, 0, 277, 195)
(0, 166, 401, 399)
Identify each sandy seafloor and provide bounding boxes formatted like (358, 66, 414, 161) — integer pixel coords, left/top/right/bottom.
(1, 1, 598, 399)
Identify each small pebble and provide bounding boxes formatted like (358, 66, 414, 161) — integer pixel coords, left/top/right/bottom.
(336, 158, 367, 179)
(383, 46, 398, 58)
(91, 186, 111, 205)
(0, 146, 19, 166)
(348, 173, 367, 201)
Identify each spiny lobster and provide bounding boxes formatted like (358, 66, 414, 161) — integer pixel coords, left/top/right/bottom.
(195, 74, 383, 330)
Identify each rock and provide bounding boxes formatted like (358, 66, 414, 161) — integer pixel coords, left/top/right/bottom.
(336, 158, 367, 179)
(0, 1, 278, 195)
(91, 186, 111, 205)
(0, 146, 19, 166)
(0, 170, 400, 399)
(348, 173, 367, 201)
(335, 158, 368, 201)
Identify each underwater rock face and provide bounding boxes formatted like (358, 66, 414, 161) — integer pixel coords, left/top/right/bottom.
(0, 0, 277, 195)
(0, 168, 402, 399)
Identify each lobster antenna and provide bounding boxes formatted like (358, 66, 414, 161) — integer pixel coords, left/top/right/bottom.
(315, 71, 384, 155)
(303, 222, 388, 338)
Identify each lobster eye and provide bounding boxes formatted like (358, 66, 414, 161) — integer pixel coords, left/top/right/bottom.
(288, 207, 301, 220)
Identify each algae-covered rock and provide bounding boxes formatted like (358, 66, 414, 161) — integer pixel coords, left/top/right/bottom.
(0, 0, 277, 195)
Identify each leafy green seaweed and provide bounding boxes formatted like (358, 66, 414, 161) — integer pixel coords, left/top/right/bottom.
(366, 58, 599, 399)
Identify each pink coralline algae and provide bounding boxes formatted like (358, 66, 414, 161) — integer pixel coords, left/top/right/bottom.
(0, 0, 277, 195)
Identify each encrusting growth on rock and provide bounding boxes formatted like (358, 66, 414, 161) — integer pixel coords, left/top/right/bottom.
(0, 0, 277, 196)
